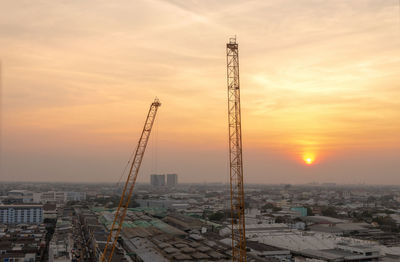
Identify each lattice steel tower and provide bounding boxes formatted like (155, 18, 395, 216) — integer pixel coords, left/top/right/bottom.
(226, 37, 247, 262)
(100, 98, 161, 262)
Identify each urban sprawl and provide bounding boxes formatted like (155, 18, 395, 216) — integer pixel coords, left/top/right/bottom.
(1, 179, 400, 262)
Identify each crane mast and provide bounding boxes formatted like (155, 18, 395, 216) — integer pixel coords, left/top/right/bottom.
(100, 98, 161, 262)
(226, 37, 247, 262)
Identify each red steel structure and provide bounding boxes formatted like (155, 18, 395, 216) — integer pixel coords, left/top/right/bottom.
(226, 37, 247, 262)
(100, 98, 161, 262)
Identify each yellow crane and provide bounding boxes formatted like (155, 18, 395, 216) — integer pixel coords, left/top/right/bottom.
(100, 98, 161, 262)
(226, 37, 247, 261)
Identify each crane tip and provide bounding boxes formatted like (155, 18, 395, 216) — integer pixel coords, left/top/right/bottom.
(153, 97, 161, 107)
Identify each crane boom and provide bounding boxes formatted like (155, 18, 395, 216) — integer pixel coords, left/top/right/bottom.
(100, 98, 161, 262)
(226, 37, 247, 262)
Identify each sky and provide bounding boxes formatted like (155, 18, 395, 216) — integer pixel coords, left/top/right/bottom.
(0, 0, 399, 184)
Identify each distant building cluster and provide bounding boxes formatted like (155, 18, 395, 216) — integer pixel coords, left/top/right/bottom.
(5, 189, 86, 204)
(150, 173, 178, 187)
(1, 182, 400, 261)
(41, 191, 86, 203)
(0, 223, 47, 261)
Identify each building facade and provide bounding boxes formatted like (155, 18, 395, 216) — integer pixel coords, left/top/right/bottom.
(7, 190, 34, 203)
(40, 191, 86, 203)
(291, 207, 308, 217)
(0, 205, 43, 224)
(150, 174, 165, 187)
(167, 174, 178, 187)
(65, 191, 86, 202)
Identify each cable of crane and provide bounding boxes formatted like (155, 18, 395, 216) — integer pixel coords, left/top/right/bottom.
(115, 147, 137, 187)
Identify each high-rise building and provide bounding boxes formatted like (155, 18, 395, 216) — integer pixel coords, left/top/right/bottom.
(0, 204, 43, 224)
(150, 174, 165, 187)
(167, 174, 178, 187)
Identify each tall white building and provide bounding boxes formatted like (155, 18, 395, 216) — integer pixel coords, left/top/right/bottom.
(0, 204, 43, 224)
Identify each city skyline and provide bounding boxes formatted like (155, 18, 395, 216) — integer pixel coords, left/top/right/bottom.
(1, 0, 400, 184)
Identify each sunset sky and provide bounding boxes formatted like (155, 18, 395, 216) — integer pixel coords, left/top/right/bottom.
(1, 0, 399, 184)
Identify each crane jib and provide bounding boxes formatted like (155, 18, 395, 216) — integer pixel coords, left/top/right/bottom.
(100, 98, 161, 262)
(227, 37, 247, 262)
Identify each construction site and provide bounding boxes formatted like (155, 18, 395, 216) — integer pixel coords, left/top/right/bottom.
(94, 37, 250, 262)
(1, 2, 400, 261)
(47, 38, 398, 262)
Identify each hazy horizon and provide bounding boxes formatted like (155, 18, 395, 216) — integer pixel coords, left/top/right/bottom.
(1, 0, 399, 184)
(1, 180, 399, 187)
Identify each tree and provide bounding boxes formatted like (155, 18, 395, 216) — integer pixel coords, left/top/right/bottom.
(321, 206, 337, 217)
(261, 203, 274, 210)
(284, 184, 292, 190)
(275, 216, 288, 223)
(209, 212, 225, 222)
(373, 216, 398, 232)
(128, 199, 140, 208)
(306, 206, 314, 216)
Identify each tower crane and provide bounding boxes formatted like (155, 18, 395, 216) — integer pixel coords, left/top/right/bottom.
(226, 37, 247, 262)
(100, 98, 161, 262)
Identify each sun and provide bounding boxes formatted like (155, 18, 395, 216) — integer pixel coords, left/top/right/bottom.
(303, 154, 315, 165)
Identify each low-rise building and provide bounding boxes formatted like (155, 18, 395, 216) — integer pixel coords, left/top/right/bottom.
(0, 224, 46, 262)
(7, 190, 35, 204)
